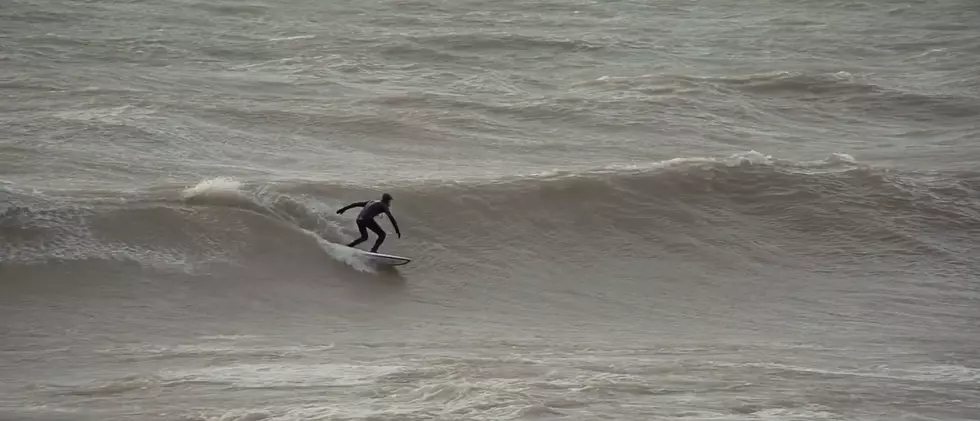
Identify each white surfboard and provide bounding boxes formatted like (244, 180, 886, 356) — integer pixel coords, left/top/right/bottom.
(357, 250, 412, 266)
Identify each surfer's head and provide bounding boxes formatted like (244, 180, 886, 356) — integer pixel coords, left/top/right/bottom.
(381, 193, 393, 204)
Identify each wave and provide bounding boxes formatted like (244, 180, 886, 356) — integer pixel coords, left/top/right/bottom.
(2, 152, 979, 278)
(361, 70, 979, 133)
(583, 70, 980, 120)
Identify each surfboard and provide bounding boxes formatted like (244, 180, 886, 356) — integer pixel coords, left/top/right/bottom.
(357, 250, 412, 266)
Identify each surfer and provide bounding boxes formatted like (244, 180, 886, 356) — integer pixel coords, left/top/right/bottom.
(336, 193, 402, 253)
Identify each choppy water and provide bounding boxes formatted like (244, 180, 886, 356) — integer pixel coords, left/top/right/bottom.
(2, 0, 979, 420)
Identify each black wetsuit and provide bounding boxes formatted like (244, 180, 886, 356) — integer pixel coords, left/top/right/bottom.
(336, 200, 400, 252)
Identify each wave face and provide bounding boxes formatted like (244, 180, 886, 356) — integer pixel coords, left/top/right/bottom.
(6, 152, 978, 266)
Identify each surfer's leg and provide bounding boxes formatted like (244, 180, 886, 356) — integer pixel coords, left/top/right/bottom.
(365, 219, 387, 252)
(347, 220, 369, 248)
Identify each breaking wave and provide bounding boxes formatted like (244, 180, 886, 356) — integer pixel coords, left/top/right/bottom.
(2, 152, 979, 280)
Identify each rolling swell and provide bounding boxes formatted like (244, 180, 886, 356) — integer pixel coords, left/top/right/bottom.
(364, 152, 980, 275)
(2, 153, 979, 279)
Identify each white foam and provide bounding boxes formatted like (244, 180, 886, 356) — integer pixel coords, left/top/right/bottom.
(598, 150, 773, 174)
(724, 150, 774, 166)
(181, 177, 244, 200)
(166, 362, 403, 389)
(52, 105, 154, 124)
(728, 362, 980, 384)
(311, 233, 375, 273)
(268, 35, 316, 42)
(825, 152, 857, 164)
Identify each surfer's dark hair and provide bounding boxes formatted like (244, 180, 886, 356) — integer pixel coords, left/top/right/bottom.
(382, 193, 393, 202)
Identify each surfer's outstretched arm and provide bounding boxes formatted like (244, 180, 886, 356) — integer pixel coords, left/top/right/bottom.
(385, 209, 402, 238)
(336, 201, 368, 214)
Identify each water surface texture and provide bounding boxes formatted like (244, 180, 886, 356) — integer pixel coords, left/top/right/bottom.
(2, 0, 979, 420)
